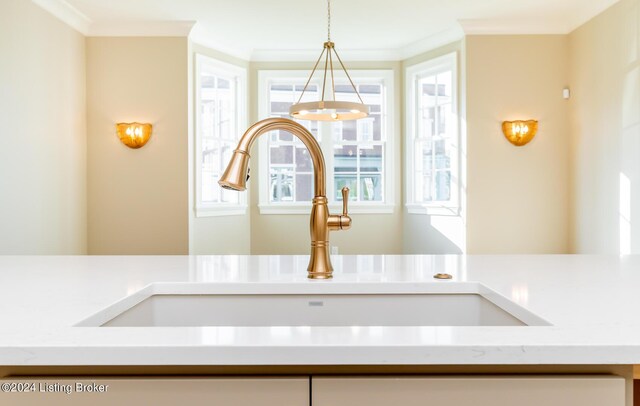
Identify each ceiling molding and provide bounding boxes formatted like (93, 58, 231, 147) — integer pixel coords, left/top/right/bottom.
(458, 19, 572, 35)
(88, 21, 196, 37)
(31, 0, 621, 58)
(250, 26, 464, 62)
(250, 48, 403, 62)
(398, 26, 464, 60)
(190, 31, 253, 61)
(31, 0, 92, 34)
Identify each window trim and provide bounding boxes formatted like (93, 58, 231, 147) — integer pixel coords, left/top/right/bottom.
(405, 52, 460, 215)
(257, 69, 395, 215)
(194, 53, 248, 217)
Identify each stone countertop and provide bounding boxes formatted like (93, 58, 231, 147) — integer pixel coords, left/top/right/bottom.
(1, 254, 639, 366)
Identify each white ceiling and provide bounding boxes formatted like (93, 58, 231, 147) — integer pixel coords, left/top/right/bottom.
(42, 0, 620, 60)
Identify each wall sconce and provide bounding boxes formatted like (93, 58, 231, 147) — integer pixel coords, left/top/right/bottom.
(116, 122, 152, 149)
(502, 120, 538, 146)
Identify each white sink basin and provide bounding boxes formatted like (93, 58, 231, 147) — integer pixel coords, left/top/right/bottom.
(76, 282, 549, 327)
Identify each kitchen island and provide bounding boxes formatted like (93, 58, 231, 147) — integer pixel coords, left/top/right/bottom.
(0, 254, 638, 405)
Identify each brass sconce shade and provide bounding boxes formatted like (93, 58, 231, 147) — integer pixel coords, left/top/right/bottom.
(116, 123, 152, 149)
(502, 120, 538, 146)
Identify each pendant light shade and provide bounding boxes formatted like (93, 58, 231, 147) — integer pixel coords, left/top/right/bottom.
(289, 2, 369, 122)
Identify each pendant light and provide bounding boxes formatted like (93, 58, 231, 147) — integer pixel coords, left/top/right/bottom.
(289, 0, 369, 122)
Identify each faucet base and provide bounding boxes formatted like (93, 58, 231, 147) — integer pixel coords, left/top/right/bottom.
(307, 272, 333, 280)
(307, 243, 333, 279)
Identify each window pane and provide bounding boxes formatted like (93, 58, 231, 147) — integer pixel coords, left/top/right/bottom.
(202, 172, 220, 203)
(221, 142, 234, 172)
(202, 139, 218, 172)
(422, 172, 433, 202)
(436, 71, 452, 98)
(435, 170, 451, 201)
(296, 85, 318, 103)
(271, 101, 291, 114)
(277, 130, 293, 142)
(295, 146, 312, 171)
(334, 145, 357, 173)
(359, 145, 382, 172)
(372, 114, 382, 141)
(358, 118, 375, 142)
(217, 77, 230, 89)
(340, 120, 357, 141)
(437, 104, 450, 136)
(202, 74, 215, 89)
(434, 139, 449, 169)
(296, 174, 313, 201)
(418, 141, 432, 173)
(270, 145, 293, 165)
(335, 84, 355, 94)
(271, 84, 292, 92)
(360, 84, 381, 94)
(270, 167, 294, 202)
(335, 175, 358, 201)
(360, 174, 382, 201)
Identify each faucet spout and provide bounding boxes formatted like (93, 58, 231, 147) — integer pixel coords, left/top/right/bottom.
(220, 117, 325, 196)
(219, 117, 351, 279)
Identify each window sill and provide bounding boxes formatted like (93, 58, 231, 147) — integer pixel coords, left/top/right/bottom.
(195, 205, 248, 217)
(258, 203, 395, 215)
(406, 204, 460, 216)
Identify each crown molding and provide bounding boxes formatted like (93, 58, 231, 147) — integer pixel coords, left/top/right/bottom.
(459, 19, 571, 35)
(250, 26, 464, 62)
(190, 31, 253, 61)
(250, 48, 403, 62)
(398, 26, 464, 60)
(30, 0, 194, 37)
(31, 0, 91, 34)
(88, 21, 196, 37)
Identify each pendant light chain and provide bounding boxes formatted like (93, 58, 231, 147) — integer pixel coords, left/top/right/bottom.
(327, 0, 331, 41)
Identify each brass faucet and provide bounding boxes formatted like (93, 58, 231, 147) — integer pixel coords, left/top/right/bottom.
(218, 118, 352, 280)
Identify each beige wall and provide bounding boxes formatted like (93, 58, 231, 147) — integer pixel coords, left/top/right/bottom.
(87, 37, 189, 254)
(247, 61, 404, 255)
(7, 1, 633, 257)
(0, 0, 87, 254)
(402, 42, 466, 254)
(189, 43, 251, 254)
(465, 35, 571, 254)
(569, 0, 640, 254)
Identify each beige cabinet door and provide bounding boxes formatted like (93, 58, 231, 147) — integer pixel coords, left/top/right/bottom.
(0, 377, 309, 406)
(312, 375, 625, 406)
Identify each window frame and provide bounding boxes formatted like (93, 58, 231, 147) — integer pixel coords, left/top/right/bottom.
(405, 52, 460, 215)
(194, 53, 248, 217)
(257, 69, 395, 215)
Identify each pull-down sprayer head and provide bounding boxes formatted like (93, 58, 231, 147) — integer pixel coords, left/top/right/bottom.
(218, 150, 251, 191)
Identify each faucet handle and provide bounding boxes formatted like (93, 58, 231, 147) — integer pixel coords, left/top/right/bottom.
(328, 187, 352, 231)
(341, 187, 350, 216)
